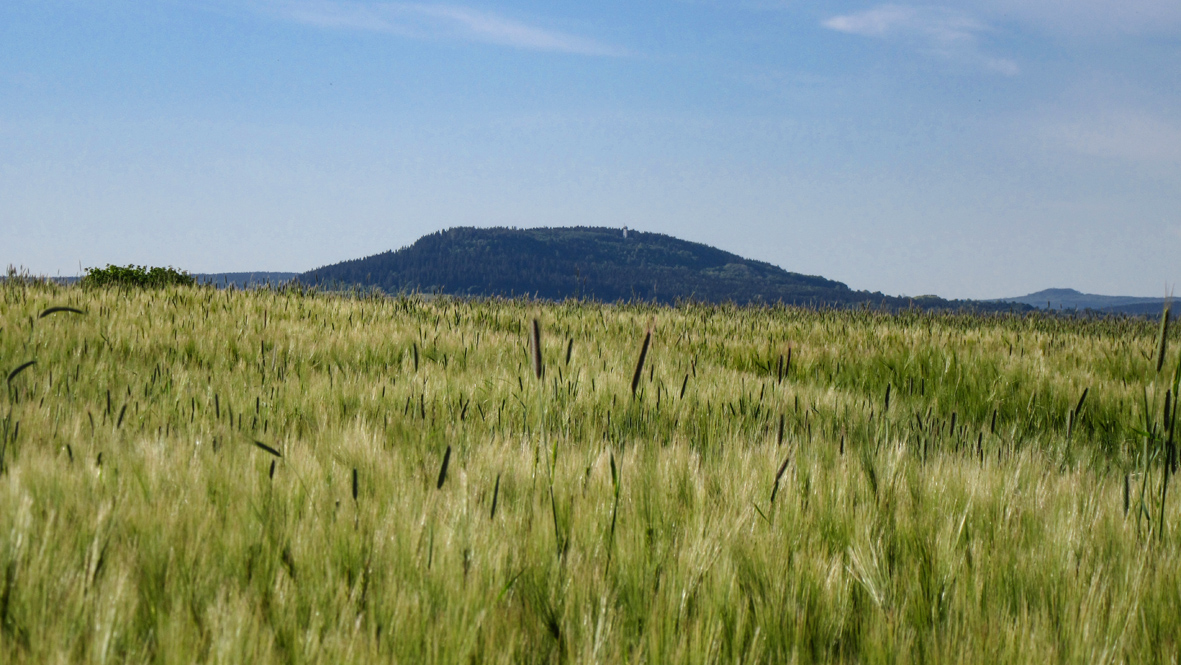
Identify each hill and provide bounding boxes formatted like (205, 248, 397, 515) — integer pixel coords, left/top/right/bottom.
(995, 288, 1170, 316)
(301, 226, 1024, 311)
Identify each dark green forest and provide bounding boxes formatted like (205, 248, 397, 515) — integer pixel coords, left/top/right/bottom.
(301, 226, 1028, 311)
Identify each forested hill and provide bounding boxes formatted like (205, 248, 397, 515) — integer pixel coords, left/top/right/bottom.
(300, 226, 1022, 311)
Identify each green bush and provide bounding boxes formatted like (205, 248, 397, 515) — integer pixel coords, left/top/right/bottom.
(81, 264, 195, 289)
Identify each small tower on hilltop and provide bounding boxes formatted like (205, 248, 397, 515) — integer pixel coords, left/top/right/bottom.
(622, 226, 628, 239)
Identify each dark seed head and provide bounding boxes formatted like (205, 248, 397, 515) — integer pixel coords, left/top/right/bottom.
(437, 446, 452, 489)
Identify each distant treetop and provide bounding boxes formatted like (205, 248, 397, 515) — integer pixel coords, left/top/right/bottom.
(82, 265, 195, 289)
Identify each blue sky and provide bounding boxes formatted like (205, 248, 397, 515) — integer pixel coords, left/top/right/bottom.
(2, 0, 1179, 298)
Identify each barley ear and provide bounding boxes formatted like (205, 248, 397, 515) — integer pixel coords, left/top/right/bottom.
(531, 318, 543, 380)
(631, 324, 652, 398)
(1156, 304, 1171, 373)
(437, 445, 452, 489)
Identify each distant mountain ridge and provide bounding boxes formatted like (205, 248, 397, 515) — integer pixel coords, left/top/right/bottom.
(300, 226, 1025, 311)
(14, 272, 300, 289)
(995, 288, 1171, 316)
(194, 272, 298, 288)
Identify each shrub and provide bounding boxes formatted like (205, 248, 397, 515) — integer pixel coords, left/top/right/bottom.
(81, 264, 195, 289)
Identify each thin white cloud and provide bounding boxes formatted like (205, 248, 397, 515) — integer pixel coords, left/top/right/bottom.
(824, 5, 980, 44)
(260, 1, 627, 56)
(968, 0, 1181, 36)
(822, 4, 1017, 74)
(716, 0, 1181, 36)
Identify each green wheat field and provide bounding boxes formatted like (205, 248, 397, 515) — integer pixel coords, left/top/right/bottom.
(1, 278, 1178, 663)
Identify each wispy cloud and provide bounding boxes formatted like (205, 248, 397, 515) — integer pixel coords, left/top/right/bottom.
(258, 1, 627, 56)
(822, 4, 1017, 75)
(968, 0, 1181, 36)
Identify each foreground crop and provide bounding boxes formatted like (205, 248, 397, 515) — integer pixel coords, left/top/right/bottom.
(0, 281, 1178, 663)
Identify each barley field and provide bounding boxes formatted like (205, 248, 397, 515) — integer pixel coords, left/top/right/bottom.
(0, 278, 1178, 663)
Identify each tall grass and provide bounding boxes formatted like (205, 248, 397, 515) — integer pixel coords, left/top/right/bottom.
(0, 278, 1178, 662)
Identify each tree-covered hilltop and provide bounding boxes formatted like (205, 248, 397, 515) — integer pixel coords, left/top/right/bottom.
(301, 226, 1026, 311)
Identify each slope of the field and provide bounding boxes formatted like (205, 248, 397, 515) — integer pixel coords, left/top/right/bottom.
(302, 227, 1026, 312)
(1, 280, 1178, 662)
